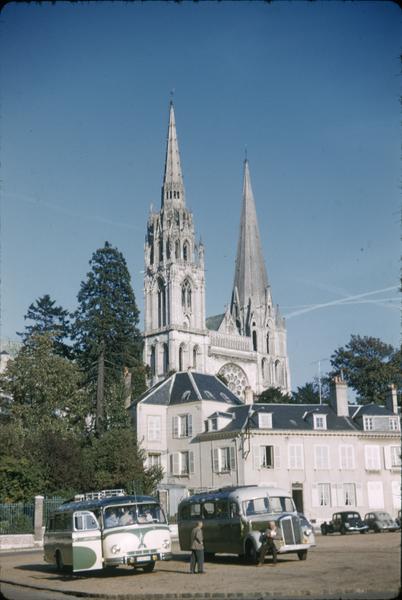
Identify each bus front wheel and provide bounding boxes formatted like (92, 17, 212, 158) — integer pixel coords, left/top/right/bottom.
(245, 541, 257, 564)
(142, 561, 155, 573)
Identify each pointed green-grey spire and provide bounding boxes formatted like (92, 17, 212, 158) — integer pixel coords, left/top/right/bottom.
(161, 101, 185, 207)
(231, 159, 269, 331)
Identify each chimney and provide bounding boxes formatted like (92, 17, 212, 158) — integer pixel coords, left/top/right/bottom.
(329, 376, 349, 417)
(244, 386, 254, 406)
(385, 384, 398, 415)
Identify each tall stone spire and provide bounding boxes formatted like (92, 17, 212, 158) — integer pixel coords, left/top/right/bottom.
(231, 159, 269, 331)
(161, 101, 185, 207)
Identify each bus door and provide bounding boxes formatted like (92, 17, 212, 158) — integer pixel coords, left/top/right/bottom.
(72, 511, 103, 572)
(228, 501, 243, 554)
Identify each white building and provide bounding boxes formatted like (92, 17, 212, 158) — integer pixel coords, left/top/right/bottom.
(130, 376, 401, 522)
(143, 102, 290, 398)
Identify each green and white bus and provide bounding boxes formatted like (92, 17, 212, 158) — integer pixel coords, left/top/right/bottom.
(44, 490, 171, 573)
(178, 485, 314, 563)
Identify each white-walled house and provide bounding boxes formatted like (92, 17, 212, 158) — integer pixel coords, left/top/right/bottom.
(130, 374, 401, 523)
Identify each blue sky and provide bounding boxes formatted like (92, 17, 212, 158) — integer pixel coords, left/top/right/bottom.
(1, 2, 400, 391)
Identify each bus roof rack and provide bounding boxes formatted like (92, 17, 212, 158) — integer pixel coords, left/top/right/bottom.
(74, 489, 127, 501)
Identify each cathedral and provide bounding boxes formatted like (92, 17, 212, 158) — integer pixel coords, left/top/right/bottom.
(143, 103, 290, 399)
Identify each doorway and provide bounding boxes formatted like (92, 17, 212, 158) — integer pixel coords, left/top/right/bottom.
(292, 485, 304, 513)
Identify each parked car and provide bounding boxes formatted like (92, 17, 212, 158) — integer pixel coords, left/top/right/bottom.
(321, 511, 369, 535)
(298, 513, 316, 546)
(364, 511, 399, 533)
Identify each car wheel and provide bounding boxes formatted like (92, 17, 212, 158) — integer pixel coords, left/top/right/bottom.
(297, 550, 308, 561)
(142, 561, 155, 573)
(245, 540, 257, 564)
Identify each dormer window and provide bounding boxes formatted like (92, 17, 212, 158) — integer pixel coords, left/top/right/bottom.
(210, 418, 218, 431)
(389, 417, 400, 432)
(363, 416, 374, 431)
(258, 412, 272, 429)
(313, 414, 327, 430)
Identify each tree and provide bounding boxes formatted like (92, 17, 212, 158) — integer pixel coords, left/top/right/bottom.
(72, 242, 145, 432)
(257, 387, 293, 404)
(292, 377, 331, 404)
(329, 335, 401, 405)
(0, 332, 88, 433)
(18, 294, 72, 358)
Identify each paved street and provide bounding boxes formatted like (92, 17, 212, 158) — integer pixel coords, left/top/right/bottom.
(0, 534, 400, 600)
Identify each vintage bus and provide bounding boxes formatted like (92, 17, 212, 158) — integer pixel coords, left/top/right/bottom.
(44, 490, 172, 573)
(178, 485, 314, 563)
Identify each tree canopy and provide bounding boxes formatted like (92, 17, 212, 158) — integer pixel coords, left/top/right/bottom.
(18, 294, 72, 358)
(256, 387, 293, 404)
(329, 335, 401, 405)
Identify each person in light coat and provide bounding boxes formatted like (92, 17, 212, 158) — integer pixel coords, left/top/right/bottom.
(190, 521, 205, 574)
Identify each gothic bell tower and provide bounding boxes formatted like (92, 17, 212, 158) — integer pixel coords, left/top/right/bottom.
(143, 102, 208, 384)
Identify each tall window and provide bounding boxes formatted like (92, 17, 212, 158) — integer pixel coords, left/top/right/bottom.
(170, 451, 194, 476)
(212, 447, 236, 473)
(147, 416, 161, 441)
(343, 483, 356, 506)
(181, 280, 192, 311)
(150, 346, 156, 376)
(252, 330, 257, 351)
(172, 414, 193, 438)
(318, 483, 331, 506)
(266, 332, 270, 354)
(148, 453, 161, 468)
(288, 444, 304, 470)
(183, 241, 189, 262)
(339, 445, 355, 470)
(314, 445, 330, 470)
(158, 279, 166, 327)
(175, 240, 180, 259)
(254, 445, 279, 469)
(364, 445, 381, 470)
(390, 446, 401, 468)
(163, 343, 169, 374)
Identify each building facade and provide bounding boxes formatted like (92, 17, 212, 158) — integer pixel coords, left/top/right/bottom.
(143, 103, 290, 398)
(130, 376, 401, 522)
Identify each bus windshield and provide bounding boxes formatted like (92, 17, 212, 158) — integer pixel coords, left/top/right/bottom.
(269, 496, 295, 513)
(104, 503, 166, 529)
(242, 497, 270, 516)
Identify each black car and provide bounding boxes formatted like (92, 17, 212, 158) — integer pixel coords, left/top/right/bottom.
(321, 511, 369, 535)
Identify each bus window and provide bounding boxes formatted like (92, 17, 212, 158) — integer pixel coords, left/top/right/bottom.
(215, 500, 229, 519)
(138, 503, 166, 524)
(54, 513, 71, 531)
(190, 503, 201, 518)
(202, 502, 215, 519)
(243, 497, 269, 516)
(229, 502, 240, 518)
(270, 496, 295, 513)
(74, 513, 99, 531)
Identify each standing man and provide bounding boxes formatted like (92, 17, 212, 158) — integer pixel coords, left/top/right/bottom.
(257, 521, 277, 566)
(190, 521, 205, 574)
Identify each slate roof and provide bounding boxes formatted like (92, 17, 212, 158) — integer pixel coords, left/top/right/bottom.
(134, 371, 243, 407)
(197, 402, 399, 438)
(206, 314, 225, 331)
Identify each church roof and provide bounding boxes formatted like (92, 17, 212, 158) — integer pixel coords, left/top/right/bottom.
(231, 159, 269, 313)
(162, 101, 185, 207)
(134, 371, 243, 407)
(206, 314, 225, 331)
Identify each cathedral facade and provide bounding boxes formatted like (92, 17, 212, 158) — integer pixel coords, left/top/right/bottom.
(143, 103, 290, 398)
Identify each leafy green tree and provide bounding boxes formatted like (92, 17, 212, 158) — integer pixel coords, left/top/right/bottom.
(292, 377, 331, 404)
(0, 456, 45, 503)
(18, 294, 72, 358)
(72, 242, 144, 432)
(257, 387, 293, 404)
(0, 332, 88, 433)
(329, 335, 401, 405)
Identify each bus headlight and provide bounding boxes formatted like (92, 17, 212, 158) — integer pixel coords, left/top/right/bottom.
(111, 544, 121, 554)
(162, 539, 170, 549)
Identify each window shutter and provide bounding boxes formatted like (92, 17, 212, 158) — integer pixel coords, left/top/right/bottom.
(355, 482, 363, 506)
(212, 448, 219, 473)
(172, 416, 179, 438)
(229, 446, 236, 471)
(172, 453, 180, 475)
(189, 451, 194, 474)
(260, 446, 266, 468)
(288, 445, 294, 469)
(311, 484, 319, 508)
(252, 446, 260, 470)
(187, 414, 193, 437)
(392, 480, 401, 509)
(383, 446, 392, 470)
(274, 446, 280, 469)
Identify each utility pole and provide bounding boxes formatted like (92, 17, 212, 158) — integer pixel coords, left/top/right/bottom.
(311, 358, 330, 404)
